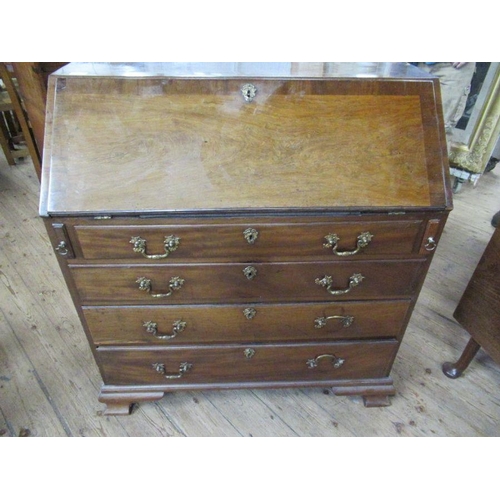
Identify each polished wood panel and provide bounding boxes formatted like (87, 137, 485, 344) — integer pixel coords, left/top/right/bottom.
(69, 260, 426, 305)
(96, 340, 399, 385)
(40, 63, 451, 216)
(83, 300, 411, 345)
(74, 220, 424, 261)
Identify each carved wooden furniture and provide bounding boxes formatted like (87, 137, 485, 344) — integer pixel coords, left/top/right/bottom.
(443, 225, 500, 378)
(40, 62, 452, 415)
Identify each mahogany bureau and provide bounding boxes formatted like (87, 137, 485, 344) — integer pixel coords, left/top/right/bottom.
(39, 62, 452, 415)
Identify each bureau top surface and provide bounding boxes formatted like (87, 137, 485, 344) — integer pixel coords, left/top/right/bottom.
(50, 62, 433, 79)
(40, 62, 452, 216)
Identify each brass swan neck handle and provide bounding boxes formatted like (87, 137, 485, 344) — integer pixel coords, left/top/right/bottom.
(315, 273, 365, 296)
(130, 235, 180, 259)
(323, 232, 373, 256)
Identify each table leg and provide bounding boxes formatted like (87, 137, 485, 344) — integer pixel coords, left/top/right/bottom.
(442, 337, 481, 379)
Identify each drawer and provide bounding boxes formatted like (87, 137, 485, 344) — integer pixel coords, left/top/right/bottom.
(83, 300, 411, 345)
(70, 259, 426, 305)
(96, 340, 399, 385)
(73, 220, 424, 261)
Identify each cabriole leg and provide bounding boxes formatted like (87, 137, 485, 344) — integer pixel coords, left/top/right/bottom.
(442, 337, 481, 379)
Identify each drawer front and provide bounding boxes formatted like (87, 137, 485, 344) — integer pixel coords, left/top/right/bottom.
(83, 300, 411, 345)
(73, 220, 424, 261)
(70, 260, 426, 305)
(96, 340, 399, 385)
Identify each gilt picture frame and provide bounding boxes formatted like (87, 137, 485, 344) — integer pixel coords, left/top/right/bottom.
(449, 62, 500, 185)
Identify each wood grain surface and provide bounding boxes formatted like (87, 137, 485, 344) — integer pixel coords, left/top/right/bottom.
(73, 219, 424, 261)
(1, 152, 499, 435)
(83, 300, 411, 345)
(68, 260, 426, 305)
(40, 63, 451, 216)
(96, 340, 399, 385)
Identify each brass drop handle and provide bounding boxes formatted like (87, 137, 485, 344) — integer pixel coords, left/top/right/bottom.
(55, 241, 69, 256)
(152, 362, 192, 379)
(143, 320, 187, 339)
(306, 354, 345, 369)
(315, 273, 364, 295)
(314, 315, 354, 329)
(324, 232, 373, 256)
(136, 276, 185, 298)
(130, 235, 180, 259)
(424, 237, 437, 251)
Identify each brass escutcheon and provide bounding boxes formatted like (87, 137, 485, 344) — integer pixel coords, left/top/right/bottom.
(315, 273, 364, 296)
(241, 83, 257, 102)
(130, 235, 180, 259)
(306, 354, 345, 369)
(323, 231, 373, 256)
(243, 307, 257, 320)
(243, 266, 258, 280)
(244, 348, 256, 359)
(243, 228, 259, 244)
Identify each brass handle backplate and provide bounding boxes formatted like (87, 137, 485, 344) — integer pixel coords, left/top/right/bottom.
(323, 232, 373, 256)
(314, 315, 354, 329)
(143, 320, 187, 339)
(136, 276, 185, 298)
(130, 235, 180, 259)
(306, 354, 345, 369)
(315, 273, 364, 296)
(152, 362, 192, 379)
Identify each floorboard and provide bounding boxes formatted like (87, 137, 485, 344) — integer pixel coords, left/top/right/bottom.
(1, 154, 499, 437)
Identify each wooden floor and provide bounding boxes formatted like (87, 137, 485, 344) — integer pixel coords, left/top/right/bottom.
(1, 154, 499, 437)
